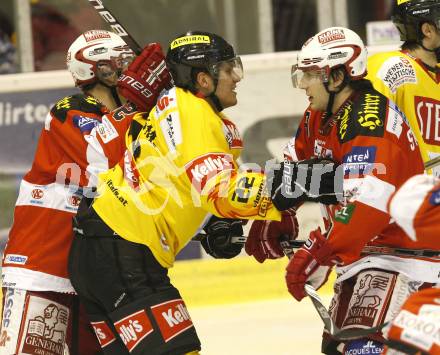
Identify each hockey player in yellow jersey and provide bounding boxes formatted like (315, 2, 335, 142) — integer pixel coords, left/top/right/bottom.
(68, 31, 341, 354)
(367, 0, 440, 175)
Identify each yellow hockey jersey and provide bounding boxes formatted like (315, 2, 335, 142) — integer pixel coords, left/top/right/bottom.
(367, 50, 440, 175)
(93, 87, 281, 267)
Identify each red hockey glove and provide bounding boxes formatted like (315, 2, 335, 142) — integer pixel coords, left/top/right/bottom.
(285, 228, 335, 301)
(245, 208, 299, 263)
(118, 43, 172, 113)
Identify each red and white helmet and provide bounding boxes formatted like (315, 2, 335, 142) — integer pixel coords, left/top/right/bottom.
(291, 27, 367, 88)
(66, 29, 134, 87)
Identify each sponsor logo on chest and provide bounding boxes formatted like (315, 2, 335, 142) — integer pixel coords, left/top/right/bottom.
(185, 153, 233, 192)
(314, 139, 333, 158)
(73, 115, 100, 133)
(414, 96, 440, 145)
(379, 56, 417, 93)
(342, 146, 377, 176)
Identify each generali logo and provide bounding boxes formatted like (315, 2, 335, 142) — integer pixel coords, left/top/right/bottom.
(151, 299, 194, 342)
(185, 153, 233, 192)
(91, 321, 116, 348)
(31, 189, 44, 199)
(114, 310, 153, 352)
(19, 300, 69, 355)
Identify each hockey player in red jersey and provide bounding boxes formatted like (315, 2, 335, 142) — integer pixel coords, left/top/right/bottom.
(245, 26, 440, 354)
(382, 174, 440, 355)
(0, 29, 172, 354)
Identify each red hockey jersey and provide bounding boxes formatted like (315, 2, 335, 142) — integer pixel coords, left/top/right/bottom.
(2, 95, 136, 292)
(284, 88, 425, 266)
(388, 174, 440, 246)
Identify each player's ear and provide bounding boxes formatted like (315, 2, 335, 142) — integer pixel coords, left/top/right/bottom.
(195, 71, 213, 91)
(421, 22, 438, 39)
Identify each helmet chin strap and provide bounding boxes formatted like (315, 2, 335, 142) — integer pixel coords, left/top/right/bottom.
(420, 43, 440, 63)
(97, 79, 122, 108)
(322, 71, 349, 119)
(199, 76, 224, 112)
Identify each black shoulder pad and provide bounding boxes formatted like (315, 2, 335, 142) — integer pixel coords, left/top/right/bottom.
(50, 94, 104, 123)
(337, 90, 387, 143)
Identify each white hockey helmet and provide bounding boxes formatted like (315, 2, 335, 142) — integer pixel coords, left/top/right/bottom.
(291, 27, 368, 88)
(66, 29, 134, 87)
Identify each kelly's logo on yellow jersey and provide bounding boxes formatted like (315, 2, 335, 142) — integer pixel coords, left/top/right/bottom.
(397, 0, 410, 5)
(170, 35, 210, 49)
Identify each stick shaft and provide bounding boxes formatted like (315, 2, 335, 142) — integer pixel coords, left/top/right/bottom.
(424, 155, 440, 170)
(88, 0, 142, 54)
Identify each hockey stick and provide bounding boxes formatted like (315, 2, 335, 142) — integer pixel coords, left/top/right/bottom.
(192, 233, 247, 244)
(278, 239, 388, 340)
(88, 0, 142, 55)
(283, 239, 440, 259)
(194, 233, 440, 259)
(424, 155, 440, 170)
(304, 284, 387, 340)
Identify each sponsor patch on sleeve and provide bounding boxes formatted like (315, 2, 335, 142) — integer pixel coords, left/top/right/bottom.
(185, 153, 233, 192)
(377, 56, 417, 93)
(222, 118, 243, 149)
(160, 111, 182, 152)
(386, 101, 404, 139)
(154, 89, 177, 118)
(73, 115, 100, 133)
(97, 116, 119, 143)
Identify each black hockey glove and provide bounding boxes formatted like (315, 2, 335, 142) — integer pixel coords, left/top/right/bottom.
(200, 216, 244, 259)
(270, 158, 343, 211)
